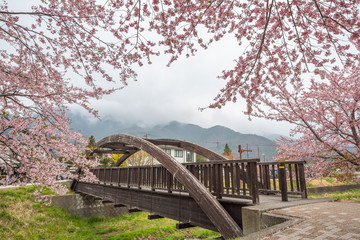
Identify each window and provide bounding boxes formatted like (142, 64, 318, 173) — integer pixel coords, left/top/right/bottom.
(164, 148, 171, 155)
(186, 151, 194, 162)
(175, 150, 183, 158)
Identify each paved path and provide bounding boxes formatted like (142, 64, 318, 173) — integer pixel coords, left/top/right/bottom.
(258, 202, 360, 240)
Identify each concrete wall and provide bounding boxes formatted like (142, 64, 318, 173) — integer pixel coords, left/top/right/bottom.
(241, 207, 288, 235)
(308, 184, 360, 194)
(51, 194, 128, 218)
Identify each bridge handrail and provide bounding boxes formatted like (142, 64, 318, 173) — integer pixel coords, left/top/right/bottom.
(258, 160, 306, 165)
(97, 159, 260, 169)
(90, 159, 260, 204)
(257, 161, 307, 201)
(183, 158, 260, 165)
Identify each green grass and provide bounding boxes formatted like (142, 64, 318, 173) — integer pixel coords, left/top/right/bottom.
(0, 186, 220, 239)
(309, 188, 360, 203)
(306, 177, 359, 188)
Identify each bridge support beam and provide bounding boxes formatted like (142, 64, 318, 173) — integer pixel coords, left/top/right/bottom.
(148, 214, 164, 220)
(72, 181, 249, 235)
(176, 222, 195, 229)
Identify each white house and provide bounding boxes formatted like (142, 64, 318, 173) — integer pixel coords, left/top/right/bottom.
(159, 145, 196, 163)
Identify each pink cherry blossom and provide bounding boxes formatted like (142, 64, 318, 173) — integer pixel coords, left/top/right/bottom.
(1, 0, 359, 190)
(272, 68, 360, 178)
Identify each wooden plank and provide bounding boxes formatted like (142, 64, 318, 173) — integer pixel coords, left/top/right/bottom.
(138, 167, 142, 189)
(241, 163, 247, 196)
(272, 164, 276, 190)
(114, 203, 126, 207)
(224, 164, 230, 195)
(259, 165, 264, 188)
(109, 168, 113, 184)
(176, 222, 194, 229)
(288, 164, 294, 192)
(234, 163, 240, 195)
(266, 165, 271, 190)
(148, 214, 164, 220)
(128, 208, 142, 213)
(167, 170, 172, 193)
(117, 168, 121, 187)
(298, 163, 308, 198)
(248, 162, 259, 204)
(230, 163, 235, 195)
(215, 164, 221, 199)
(151, 166, 155, 191)
(295, 163, 300, 191)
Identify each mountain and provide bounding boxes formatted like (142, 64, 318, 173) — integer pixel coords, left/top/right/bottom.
(69, 115, 277, 161)
(263, 133, 288, 141)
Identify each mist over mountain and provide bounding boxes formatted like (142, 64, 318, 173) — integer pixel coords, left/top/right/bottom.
(69, 113, 278, 161)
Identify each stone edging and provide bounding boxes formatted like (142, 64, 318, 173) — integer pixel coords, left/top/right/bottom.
(239, 198, 335, 239)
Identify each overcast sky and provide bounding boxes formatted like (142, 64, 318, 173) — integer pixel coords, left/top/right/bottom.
(4, 0, 293, 137)
(69, 34, 293, 137)
(4, 0, 289, 137)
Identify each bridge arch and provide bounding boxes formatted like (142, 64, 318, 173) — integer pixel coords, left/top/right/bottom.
(92, 134, 242, 239)
(111, 138, 228, 166)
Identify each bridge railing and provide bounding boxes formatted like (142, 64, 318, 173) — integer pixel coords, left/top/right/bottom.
(258, 161, 307, 201)
(90, 159, 260, 204)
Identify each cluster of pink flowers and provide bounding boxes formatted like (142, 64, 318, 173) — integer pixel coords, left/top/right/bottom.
(274, 69, 360, 178)
(0, 0, 359, 189)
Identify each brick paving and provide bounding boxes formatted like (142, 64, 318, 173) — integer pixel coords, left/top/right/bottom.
(258, 202, 360, 240)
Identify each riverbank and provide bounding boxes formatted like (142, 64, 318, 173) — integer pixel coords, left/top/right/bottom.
(0, 186, 220, 239)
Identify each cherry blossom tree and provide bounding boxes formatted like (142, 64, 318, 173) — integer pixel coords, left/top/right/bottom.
(272, 68, 360, 177)
(0, 0, 145, 192)
(1, 0, 359, 190)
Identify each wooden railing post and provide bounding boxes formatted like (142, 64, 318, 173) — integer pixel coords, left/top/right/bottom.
(214, 163, 222, 199)
(278, 163, 288, 201)
(167, 170, 173, 193)
(127, 168, 130, 188)
(151, 166, 155, 191)
(97, 168, 100, 184)
(103, 169, 106, 185)
(248, 161, 259, 204)
(298, 162, 307, 198)
(109, 168, 113, 185)
(117, 168, 121, 187)
(138, 167, 142, 189)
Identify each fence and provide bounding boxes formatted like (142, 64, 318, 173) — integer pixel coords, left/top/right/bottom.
(89, 159, 307, 203)
(258, 161, 307, 201)
(90, 159, 260, 204)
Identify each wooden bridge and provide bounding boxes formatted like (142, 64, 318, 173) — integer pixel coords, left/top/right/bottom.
(71, 134, 307, 239)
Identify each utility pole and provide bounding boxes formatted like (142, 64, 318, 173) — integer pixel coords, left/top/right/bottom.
(208, 140, 220, 153)
(238, 145, 252, 159)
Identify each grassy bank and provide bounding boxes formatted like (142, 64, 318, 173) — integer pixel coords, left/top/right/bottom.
(309, 188, 360, 203)
(306, 177, 359, 187)
(306, 177, 360, 202)
(0, 186, 220, 240)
